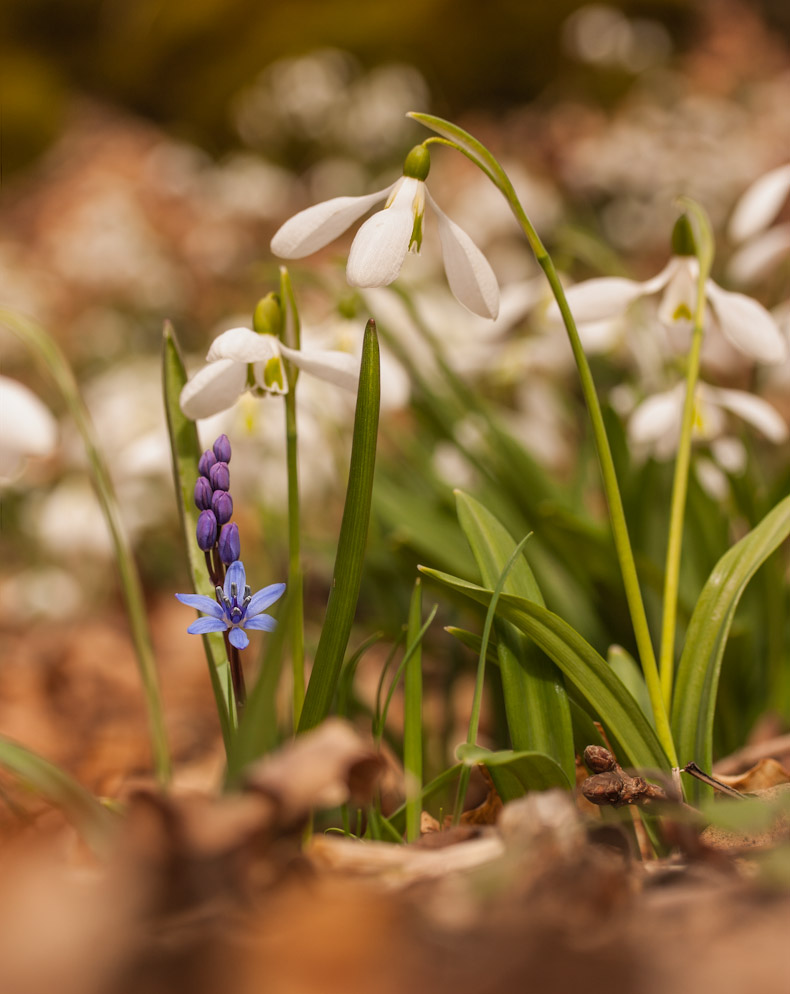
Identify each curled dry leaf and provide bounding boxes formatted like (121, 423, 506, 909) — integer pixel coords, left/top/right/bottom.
(244, 717, 385, 825)
(713, 758, 790, 793)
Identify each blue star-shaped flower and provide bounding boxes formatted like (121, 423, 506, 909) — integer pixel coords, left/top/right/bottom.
(176, 560, 285, 650)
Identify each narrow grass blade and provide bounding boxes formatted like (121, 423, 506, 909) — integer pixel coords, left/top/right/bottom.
(298, 320, 380, 731)
(2, 308, 171, 784)
(0, 737, 114, 854)
(420, 566, 669, 770)
(456, 491, 575, 784)
(162, 323, 233, 751)
(608, 645, 654, 728)
(456, 744, 570, 801)
(672, 494, 790, 800)
(404, 579, 424, 842)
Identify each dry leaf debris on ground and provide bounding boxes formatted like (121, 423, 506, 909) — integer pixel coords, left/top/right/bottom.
(0, 669, 789, 994)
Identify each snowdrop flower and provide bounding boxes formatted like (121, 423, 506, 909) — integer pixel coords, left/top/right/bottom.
(628, 381, 788, 462)
(0, 375, 58, 485)
(180, 325, 359, 420)
(552, 248, 787, 366)
(176, 559, 285, 650)
(270, 144, 500, 319)
(728, 164, 790, 283)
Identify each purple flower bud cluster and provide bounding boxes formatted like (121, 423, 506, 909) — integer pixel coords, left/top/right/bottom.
(194, 435, 240, 565)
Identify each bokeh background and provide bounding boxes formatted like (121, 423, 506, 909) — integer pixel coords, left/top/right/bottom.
(1, 0, 789, 788)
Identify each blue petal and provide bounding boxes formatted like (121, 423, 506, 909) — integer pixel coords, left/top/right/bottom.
(224, 560, 247, 600)
(175, 592, 224, 619)
(228, 626, 249, 650)
(244, 613, 277, 633)
(187, 617, 228, 635)
(247, 582, 286, 616)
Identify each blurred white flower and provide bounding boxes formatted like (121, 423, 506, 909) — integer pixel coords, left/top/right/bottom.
(628, 381, 788, 462)
(180, 326, 359, 420)
(0, 375, 58, 486)
(728, 164, 790, 283)
(553, 255, 787, 365)
(270, 147, 500, 319)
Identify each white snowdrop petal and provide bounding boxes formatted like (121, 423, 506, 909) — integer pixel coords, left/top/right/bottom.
(628, 386, 684, 449)
(346, 181, 417, 287)
(0, 375, 58, 459)
(728, 164, 790, 243)
(554, 277, 648, 325)
(279, 343, 359, 392)
(706, 386, 789, 442)
(429, 194, 499, 319)
(207, 327, 280, 363)
(270, 187, 393, 258)
(706, 281, 788, 364)
(728, 224, 790, 283)
(180, 359, 248, 420)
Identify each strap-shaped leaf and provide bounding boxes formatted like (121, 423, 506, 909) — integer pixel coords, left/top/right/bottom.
(672, 494, 790, 798)
(455, 492, 575, 784)
(420, 566, 669, 770)
(298, 320, 380, 731)
(456, 743, 570, 801)
(162, 323, 233, 750)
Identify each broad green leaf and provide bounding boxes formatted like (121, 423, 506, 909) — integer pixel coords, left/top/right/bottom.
(420, 566, 669, 770)
(608, 645, 654, 728)
(162, 323, 233, 750)
(298, 320, 381, 731)
(456, 744, 570, 801)
(0, 737, 114, 854)
(672, 495, 790, 799)
(455, 492, 575, 784)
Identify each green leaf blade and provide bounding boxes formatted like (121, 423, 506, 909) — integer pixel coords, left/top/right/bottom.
(455, 491, 575, 784)
(298, 319, 381, 731)
(672, 495, 790, 799)
(420, 566, 669, 771)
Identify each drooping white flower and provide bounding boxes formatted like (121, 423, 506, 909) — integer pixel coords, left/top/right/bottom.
(728, 163, 790, 243)
(728, 164, 790, 283)
(551, 255, 787, 365)
(628, 381, 788, 462)
(270, 144, 500, 319)
(0, 375, 58, 486)
(179, 326, 359, 420)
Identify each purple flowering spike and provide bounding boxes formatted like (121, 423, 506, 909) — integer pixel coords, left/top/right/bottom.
(218, 521, 240, 564)
(196, 509, 218, 550)
(211, 490, 233, 525)
(213, 434, 232, 463)
(198, 449, 217, 478)
(209, 461, 230, 492)
(194, 476, 213, 510)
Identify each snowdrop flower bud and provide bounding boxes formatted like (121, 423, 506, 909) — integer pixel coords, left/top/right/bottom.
(211, 489, 234, 525)
(194, 476, 213, 510)
(209, 461, 230, 492)
(213, 434, 232, 463)
(196, 509, 218, 550)
(671, 214, 696, 257)
(198, 449, 217, 478)
(218, 522, 241, 565)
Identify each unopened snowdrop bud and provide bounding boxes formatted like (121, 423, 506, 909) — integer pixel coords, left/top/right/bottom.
(253, 293, 282, 337)
(196, 509, 218, 551)
(218, 522, 241, 565)
(209, 461, 230, 492)
(671, 214, 696, 257)
(194, 476, 213, 510)
(211, 489, 234, 525)
(198, 449, 217, 478)
(213, 434, 232, 463)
